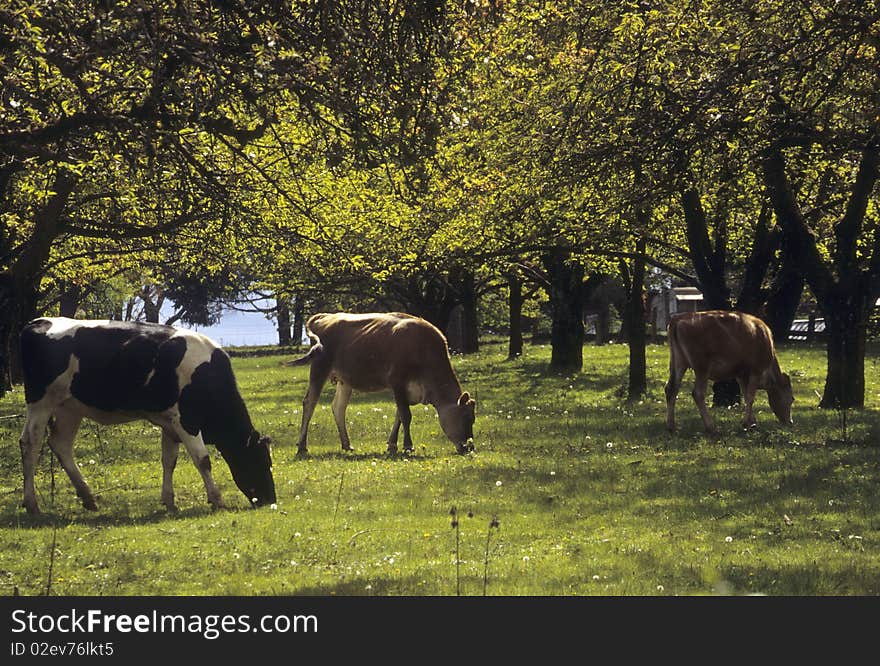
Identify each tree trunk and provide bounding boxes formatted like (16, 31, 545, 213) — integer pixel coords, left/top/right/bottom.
(680, 186, 739, 406)
(507, 272, 524, 359)
(736, 204, 775, 316)
(403, 275, 456, 334)
(763, 143, 878, 408)
(681, 187, 732, 310)
(0, 273, 16, 396)
(764, 240, 804, 345)
(292, 295, 305, 345)
(141, 287, 164, 323)
(543, 250, 584, 372)
(59, 284, 81, 318)
(445, 267, 479, 354)
(819, 294, 868, 409)
(277, 300, 292, 346)
(624, 239, 647, 400)
(460, 274, 479, 354)
(0, 171, 75, 393)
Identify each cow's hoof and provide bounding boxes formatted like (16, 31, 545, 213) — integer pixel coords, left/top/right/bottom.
(386, 446, 399, 456)
(342, 445, 355, 453)
(163, 500, 178, 513)
(295, 448, 309, 459)
(82, 498, 99, 511)
(22, 500, 40, 515)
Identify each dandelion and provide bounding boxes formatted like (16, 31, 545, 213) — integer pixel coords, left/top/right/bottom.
(523, 556, 530, 562)
(606, 442, 613, 449)
(495, 480, 503, 487)
(550, 471, 556, 476)
(270, 503, 278, 511)
(592, 574, 600, 580)
(657, 585, 665, 592)
(725, 536, 733, 543)
(89, 459, 96, 465)
(294, 532, 301, 538)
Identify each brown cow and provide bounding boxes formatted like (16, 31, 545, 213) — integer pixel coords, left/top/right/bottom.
(665, 310, 794, 432)
(288, 312, 476, 455)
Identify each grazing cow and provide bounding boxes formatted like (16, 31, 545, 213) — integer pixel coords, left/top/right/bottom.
(665, 310, 794, 433)
(288, 312, 476, 455)
(18, 318, 275, 514)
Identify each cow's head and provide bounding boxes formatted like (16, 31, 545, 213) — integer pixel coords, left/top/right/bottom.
(220, 431, 276, 507)
(438, 392, 476, 454)
(768, 373, 795, 425)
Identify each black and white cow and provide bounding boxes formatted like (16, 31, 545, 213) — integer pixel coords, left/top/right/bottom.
(18, 318, 275, 514)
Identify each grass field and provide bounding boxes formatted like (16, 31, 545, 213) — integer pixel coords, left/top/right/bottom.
(1, 339, 879, 596)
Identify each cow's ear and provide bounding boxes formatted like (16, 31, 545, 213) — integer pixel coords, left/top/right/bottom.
(259, 435, 272, 449)
(458, 392, 470, 406)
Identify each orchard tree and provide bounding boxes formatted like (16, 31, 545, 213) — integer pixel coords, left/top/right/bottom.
(0, 0, 454, 393)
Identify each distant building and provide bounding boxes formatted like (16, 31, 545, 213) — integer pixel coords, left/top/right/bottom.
(647, 285, 704, 334)
(648, 287, 880, 342)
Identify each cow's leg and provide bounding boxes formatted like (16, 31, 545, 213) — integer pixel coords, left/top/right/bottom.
(19, 404, 54, 515)
(331, 381, 354, 451)
(160, 429, 180, 511)
(296, 363, 331, 456)
(387, 415, 402, 454)
(691, 372, 715, 433)
(391, 388, 414, 453)
(175, 428, 223, 509)
(665, 366, 687, 432)
(740, 376, 758, 428)
(47, 406, 96, 511)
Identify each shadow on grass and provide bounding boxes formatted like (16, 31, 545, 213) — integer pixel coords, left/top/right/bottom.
(289, 450, 440, 462)
(0, 499, 257, 530)
(277, 573, 504, 596)
(719, 560, 880, 595)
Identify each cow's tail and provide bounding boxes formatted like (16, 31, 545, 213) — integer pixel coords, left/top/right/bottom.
(666, 315, 682, 375)
(282, 333, 323, 367)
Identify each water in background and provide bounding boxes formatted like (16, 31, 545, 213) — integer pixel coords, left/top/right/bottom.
(159, 299, 289, 348)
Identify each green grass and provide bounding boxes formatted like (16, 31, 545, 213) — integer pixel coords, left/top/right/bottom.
(1, 339, 879, 596)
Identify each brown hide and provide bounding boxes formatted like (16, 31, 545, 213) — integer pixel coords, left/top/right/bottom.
(291, 312, 475, 454)
(306, 312, 462, 398)
(665, 310, 794, 432)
